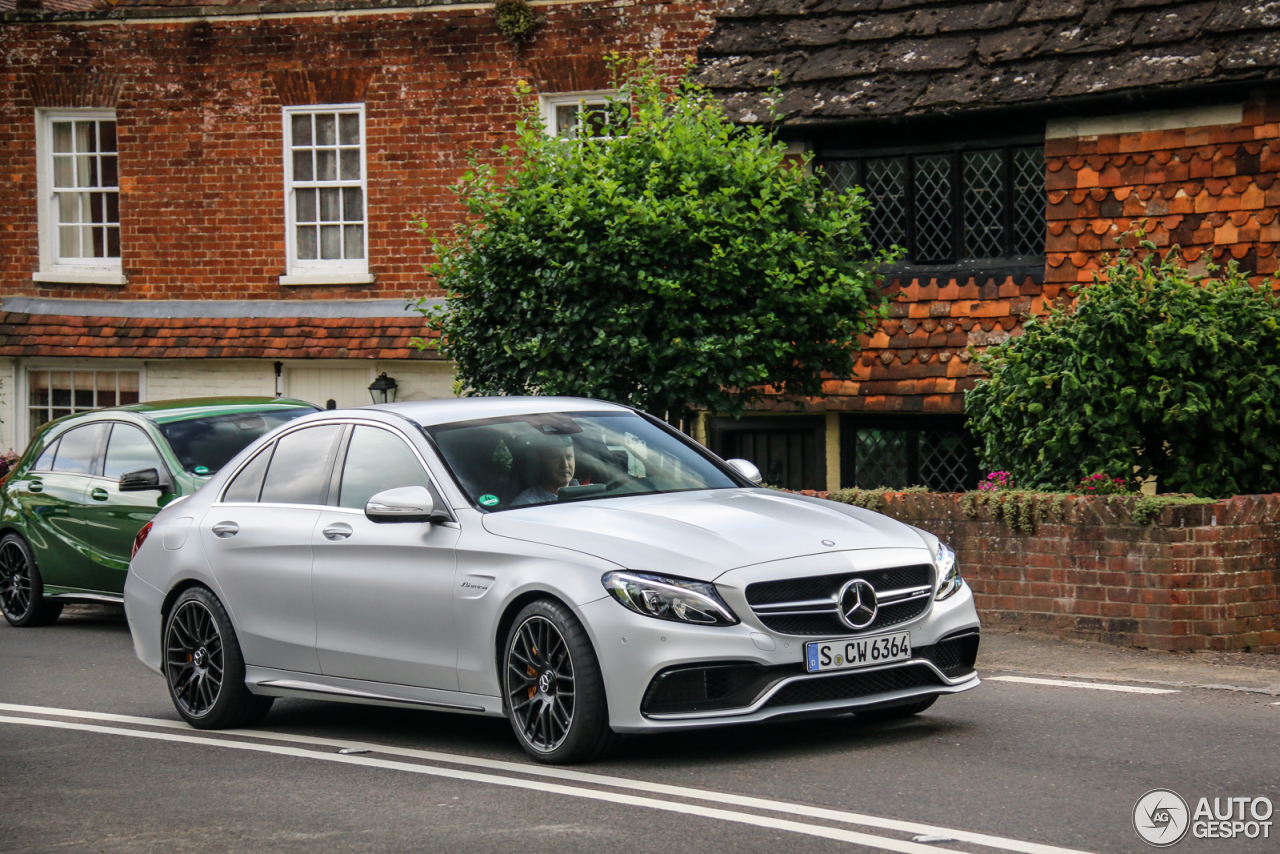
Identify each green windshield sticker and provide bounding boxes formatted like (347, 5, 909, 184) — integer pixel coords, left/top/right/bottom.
(194, 466, 209, 474)
(479, 494, 499, 507)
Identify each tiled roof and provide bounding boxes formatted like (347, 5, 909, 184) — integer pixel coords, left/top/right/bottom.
(0, 313, 443, 360)
(695, 0, 1280, 123)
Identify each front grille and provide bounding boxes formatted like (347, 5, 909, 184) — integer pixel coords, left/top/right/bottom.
(762, 664, 942, 709)
(915, 631, 980, 678)
(746, 565, 931, 607)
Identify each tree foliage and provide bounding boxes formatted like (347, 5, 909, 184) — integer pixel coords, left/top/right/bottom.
(413, 60, 894, 418)
(965, 238, 1280, 497)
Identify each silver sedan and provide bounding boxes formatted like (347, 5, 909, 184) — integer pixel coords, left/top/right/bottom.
(125, 397, 980, 764)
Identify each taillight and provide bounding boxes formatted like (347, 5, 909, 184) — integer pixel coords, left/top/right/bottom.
(132, 522, 154, 560)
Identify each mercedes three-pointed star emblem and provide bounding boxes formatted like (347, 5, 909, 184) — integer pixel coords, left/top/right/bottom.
(836, 578, 878, 630)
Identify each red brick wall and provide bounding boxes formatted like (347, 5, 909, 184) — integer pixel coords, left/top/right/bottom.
(0, 2, 719, 302)
(875, 492, 1280, 653)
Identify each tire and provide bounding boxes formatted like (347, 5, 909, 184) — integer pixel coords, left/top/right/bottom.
(0, 534, 64, 627)
(855, 695, 937, 722)
(503, 599, 616, 764)
(163, 586, 273, 729)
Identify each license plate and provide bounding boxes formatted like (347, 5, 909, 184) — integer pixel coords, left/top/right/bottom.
(805, 631, 912, 673)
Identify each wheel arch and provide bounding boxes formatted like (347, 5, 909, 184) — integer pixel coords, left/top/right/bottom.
(493, 589, 575, 700)
(160, 578, 215, 629)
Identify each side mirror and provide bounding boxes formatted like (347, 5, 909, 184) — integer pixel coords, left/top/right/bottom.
(726, 458, 763, 486)
(119, 468, 173, 493)
(365, 485, 450, 524)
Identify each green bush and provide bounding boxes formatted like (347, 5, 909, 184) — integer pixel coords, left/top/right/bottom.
(412, 59, 894, 418)
(966, 238, 1280, 497)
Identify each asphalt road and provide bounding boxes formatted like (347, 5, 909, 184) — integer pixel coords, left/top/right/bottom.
(2, 606, 1277, 854)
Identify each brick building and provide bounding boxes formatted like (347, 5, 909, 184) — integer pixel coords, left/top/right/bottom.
(0, 0, 720, 454)
(696, 0, 1280, 492)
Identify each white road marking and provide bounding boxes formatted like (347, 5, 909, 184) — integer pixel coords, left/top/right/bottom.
(0, 702, 1094, 854)
(0, 714, 993, 854)
(987, 676, 1179, 695)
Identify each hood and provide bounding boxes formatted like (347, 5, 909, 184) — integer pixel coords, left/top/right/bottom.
(480, 488, 929, 580)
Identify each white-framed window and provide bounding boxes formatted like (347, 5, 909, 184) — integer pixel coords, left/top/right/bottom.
(33, 109, 126, 286)
(540, 91, 620, 139)
(281, 104, 369, 285)
(26, 367, 141, 440)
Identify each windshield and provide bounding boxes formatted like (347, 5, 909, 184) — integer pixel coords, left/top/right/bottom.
(157, 409, 314, 475)
(427, 411, 739, 511)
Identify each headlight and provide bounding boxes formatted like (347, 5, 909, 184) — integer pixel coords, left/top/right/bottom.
(935, 541, 962, 600)
(601, 571, 739, 626)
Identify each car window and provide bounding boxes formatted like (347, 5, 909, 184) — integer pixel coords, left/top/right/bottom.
(32, 439, 59, 472)
(337, 426, 433, 510)
(259, 424, 343, 506)
(103, 424, 166, 480)
(156, 408, 314, 475)
(222, 446, 272, 504)
(51, 423, 107, 475)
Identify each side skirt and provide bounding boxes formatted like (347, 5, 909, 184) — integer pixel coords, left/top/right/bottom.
(244, 666, 505, 718)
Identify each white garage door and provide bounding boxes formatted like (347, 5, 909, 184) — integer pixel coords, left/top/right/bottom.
(285, 365, 375, 410)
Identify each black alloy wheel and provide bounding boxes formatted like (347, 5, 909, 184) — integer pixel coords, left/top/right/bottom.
(503, 599, 615, 764)
(0, 534, 63, 627)
(163, 587, 273, 729)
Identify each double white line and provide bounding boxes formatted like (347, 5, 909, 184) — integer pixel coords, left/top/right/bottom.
(0, 702, 1093, 854)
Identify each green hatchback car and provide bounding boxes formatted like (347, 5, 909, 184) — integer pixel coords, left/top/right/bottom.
(0, 397, 319, 627)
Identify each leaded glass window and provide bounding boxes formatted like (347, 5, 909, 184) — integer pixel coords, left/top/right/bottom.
(841, 416, 977, 493)
(821, 142, 1045, 265)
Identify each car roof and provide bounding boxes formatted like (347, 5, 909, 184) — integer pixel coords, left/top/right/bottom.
(367, 397, 633, 428)
(113, 397, 319, 424)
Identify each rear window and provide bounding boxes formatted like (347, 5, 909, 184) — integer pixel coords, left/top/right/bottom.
(156, 409, 313, 475)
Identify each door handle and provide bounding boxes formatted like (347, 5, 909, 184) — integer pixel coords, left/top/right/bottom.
(212, 521, 239, 538)
(322, 523, 353, 541)
(90, 487, 109, 501)
(28, 481, 42, 493)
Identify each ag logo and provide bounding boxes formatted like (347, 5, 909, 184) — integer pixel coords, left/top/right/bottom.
(1134, 789, 1190, 847)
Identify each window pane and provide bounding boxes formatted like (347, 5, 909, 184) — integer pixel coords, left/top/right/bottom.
(106, 226, 120, 258)
(855, 428, 909, 489)
(339, 147, 360, 180)
(52, 423, 107, 475)
(90, 226, 106, 258)
(99, 121, 117, 153)
(52, 122, 73, 153)
(555, 104, 579, 138)
(1012, 147, 1046, 256)
(316, 113, 336, 145)
(259, 424, 342, 505)
(913, 154, 954, 264)
(343, 225, 364, 259)
(158, 409, 311, 475)
(89, 193, 105, 224)
(29, 371, 49, 407)
(34, 439, 59, 471)
(103, 424, 166, 479)
(118, 371, 139, 405)
(292, 150, 313, 182)
(316, 150, 336, 181)
(58, 193, 80, 224)
(296, 188, 317, 223)
(101, 156, 118, 188)
(863, 158, 908, 253)
(339, 113, 359, 145)
(297, 226, 318, 259)
(320, 225, 341, 259)
(106, 192, 119, 224)
(223, 447, 271, 502)
(963, 149, 1005, 259)
(342, 187, 362, 222)
(53, 157, 73, 188)
(291, 113, 312, 147)
(918, 429, 973, 492)
(319, 187, 340, 222)
(73, 371, 96, 409)
(77, 155, 96, 188)
(338, 426, 432, 509)
(821, 160, 860, 194)
(59, 226, 80, 257)
(75, 121, 95, 153)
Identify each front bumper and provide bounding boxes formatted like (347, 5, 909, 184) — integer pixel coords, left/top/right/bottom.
(580, 576, 981, 733)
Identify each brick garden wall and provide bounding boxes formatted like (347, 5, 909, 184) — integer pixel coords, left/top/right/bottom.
(801, 491, 1280, 653)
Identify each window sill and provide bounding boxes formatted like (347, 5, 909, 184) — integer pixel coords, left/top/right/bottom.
(32, 271, 128, 286)
(279, 273, 376, 287)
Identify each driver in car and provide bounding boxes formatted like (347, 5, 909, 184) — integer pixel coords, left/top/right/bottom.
(511, 435, 580, 506)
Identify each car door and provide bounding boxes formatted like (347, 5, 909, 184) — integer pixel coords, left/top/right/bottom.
(80, 422, 177, 594)
(198, 423, 344, 674)
(311, 423, 461, 690)
(22, 423, 107, 593)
